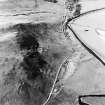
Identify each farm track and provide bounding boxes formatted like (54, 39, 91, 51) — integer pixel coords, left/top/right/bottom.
(42, 7, 105, 105)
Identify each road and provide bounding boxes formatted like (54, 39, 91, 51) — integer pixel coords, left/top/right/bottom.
(63, 4, 105, 95)
(68, 8, 105, 64)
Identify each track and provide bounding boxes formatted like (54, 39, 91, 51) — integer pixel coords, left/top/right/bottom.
(42, 7, 105, 105)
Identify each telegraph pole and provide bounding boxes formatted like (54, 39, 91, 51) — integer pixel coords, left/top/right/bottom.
(35, 0, 38, 8)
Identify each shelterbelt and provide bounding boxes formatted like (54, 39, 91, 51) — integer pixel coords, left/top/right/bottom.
(69, 8, 105, 64)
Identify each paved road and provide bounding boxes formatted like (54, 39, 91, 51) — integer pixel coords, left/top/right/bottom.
(68, 8, 105, 64)
(63, 6, 105, 95)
